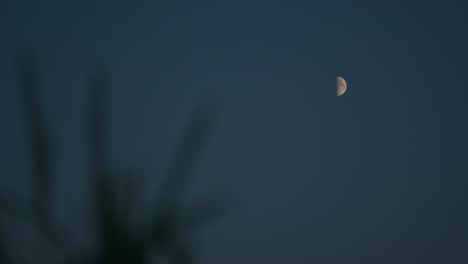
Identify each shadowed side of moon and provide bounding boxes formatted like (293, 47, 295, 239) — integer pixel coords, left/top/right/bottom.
(337, 76, 347, 96)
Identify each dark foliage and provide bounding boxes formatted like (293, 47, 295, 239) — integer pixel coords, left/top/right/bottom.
(0, 50, 230, 264)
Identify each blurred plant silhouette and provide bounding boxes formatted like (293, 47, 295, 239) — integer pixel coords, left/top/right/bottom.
(0, 50, 230, 264)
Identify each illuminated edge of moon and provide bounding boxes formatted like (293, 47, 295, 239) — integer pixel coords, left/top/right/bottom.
(337, 76, 347, 96)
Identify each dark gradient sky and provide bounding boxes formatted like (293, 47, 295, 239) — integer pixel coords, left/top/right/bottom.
(2, 1, 468, 263)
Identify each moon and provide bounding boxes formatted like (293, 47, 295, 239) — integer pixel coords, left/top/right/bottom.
(337, 76, 347, 96)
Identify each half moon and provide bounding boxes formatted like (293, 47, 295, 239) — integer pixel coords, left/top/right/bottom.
(337, 76, 347, 96)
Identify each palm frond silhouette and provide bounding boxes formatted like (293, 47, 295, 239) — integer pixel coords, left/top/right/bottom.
(0, 49, 230, 264)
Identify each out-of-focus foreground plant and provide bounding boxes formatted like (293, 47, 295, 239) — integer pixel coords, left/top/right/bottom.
(0, 50, 230, 264)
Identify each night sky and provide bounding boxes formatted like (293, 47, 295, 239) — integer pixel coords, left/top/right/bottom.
(1, 1, 468, 263)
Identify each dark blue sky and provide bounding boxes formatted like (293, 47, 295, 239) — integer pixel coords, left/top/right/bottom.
(2, 1, 468, 263)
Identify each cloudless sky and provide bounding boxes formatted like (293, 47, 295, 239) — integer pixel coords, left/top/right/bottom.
(1, 1, 468, 263)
